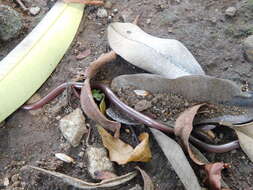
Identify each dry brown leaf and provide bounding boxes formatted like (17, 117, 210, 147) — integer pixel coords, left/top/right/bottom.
(136, 166, 154, 190)
(97, 125, 152, 164)
(174, 104, 206, 165)
(204, 163, 230, 190)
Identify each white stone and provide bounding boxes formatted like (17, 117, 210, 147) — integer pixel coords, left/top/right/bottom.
(225, 7, 237, 17)
(59, 108, 87, 147)
(97, 8, 108, 18)
(29, 6, 41, 16)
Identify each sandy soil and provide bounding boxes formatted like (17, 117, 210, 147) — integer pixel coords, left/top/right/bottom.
(1, 0, 253, 189)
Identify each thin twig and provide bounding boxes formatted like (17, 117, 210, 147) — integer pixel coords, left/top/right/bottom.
(15, 0, 28, 11)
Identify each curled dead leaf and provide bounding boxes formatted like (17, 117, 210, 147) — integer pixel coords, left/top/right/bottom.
(204, 163, 230, 190)
(28, 165, 137, 189)
(174, 104, 207, 165)
(136, 166, 154, 190)
(97, 125, 152, 164)
(80, 51, 121, 137)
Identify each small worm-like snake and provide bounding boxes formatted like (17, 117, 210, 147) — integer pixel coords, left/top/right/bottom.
(22, 82, 240, 153)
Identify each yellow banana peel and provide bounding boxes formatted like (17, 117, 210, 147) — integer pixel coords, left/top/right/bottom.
(0, 1, 84, 122)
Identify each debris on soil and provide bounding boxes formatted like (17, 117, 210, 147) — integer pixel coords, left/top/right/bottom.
(116, 86, 247, 122)
(55, 153, 74, 163)
(27, 165, 137, 189)
(98, 125, 152, 165)
(129, 184, 142, 190)
(76, 48, 91, 60)
(104, 1, 113, 9)
(97, 8, 108, 18)
(86, 145, 115, 179)
(134, 99, 152, 112)
(0, 5, 23, 41)
(29, 6, 41, 16)
(2, 0, 253, 189)
(59, 108, 88, 147)
(225, 7, 237, 17)
(243, 35, 253, 62)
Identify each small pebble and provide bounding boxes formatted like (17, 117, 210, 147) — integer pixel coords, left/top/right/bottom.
(104, 1, 112, 9)
(78, 151, 84, 158)
(225, 7, 237, 17)
(29, 6, 41, 16)
(134, 90, 149, 96)
(108, 15, 112, 21)
(168, 27, 173, 33)
(3, 177, 9, 186)
(112, 8, 118, 14)
(146, 18, 151, 24)
(97, 8, 108, 18)
(77, 162, 85, 168)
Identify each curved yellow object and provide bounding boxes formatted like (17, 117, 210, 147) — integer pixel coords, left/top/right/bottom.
(0, 2, 84, 122)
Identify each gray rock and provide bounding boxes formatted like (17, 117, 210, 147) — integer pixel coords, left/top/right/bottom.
(243, 35, 253, 62)
(0, 5, 23, 41)
(97, 8, 108, 18)
(59, 108, 87, 147)
(29, 6, 41, 16)
(225, 7, 237, 17)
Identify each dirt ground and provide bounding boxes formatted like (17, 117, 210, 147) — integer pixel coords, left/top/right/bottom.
(1, 0, 253, 189)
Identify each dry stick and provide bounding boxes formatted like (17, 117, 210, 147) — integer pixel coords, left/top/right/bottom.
(15, 0, 28, 11)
